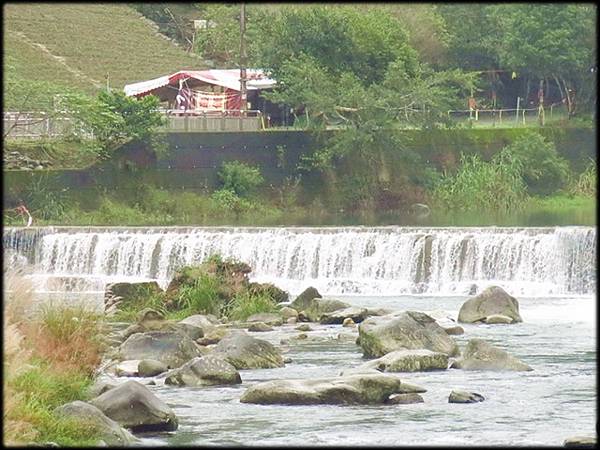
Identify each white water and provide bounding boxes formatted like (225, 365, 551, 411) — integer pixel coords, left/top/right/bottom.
(3, 226, 596, 446)
(3, 226, 596, 298)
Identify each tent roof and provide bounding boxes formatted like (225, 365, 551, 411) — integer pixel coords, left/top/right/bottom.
(124, 69, 276, 97)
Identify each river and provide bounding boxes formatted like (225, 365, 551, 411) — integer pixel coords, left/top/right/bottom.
(3, 226, 597, 446)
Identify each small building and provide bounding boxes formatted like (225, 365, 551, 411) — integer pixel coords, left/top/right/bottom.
(123, 69, 289, 130)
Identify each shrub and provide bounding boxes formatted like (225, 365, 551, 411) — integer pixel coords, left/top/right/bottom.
(226, 291, 279, 321)
(432, 150, 528, 213)
(502, 131, 570, 196)
(217, 161, 264, 197)
(210, 188, 255, 218)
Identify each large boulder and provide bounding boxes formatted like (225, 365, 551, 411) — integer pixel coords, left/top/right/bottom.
(90, 380, 178, 432)
(457, 286, 522, 324)
(357, 349, 449, 373)
(319, 306, 368, 325)
(303, 298, 350, 322)
(165, 259, 250, 307)
(451, 339, 533, 371)
(121, 309, 181, 340)
(246, 313, 283, 327)
(248, 282, 289, 303)
(358, 311, 460, 358)
(164, 355, 241, 386)
(213, 331, 284, 369)
(138, 359, 168, 377)
(240, 373, 404, 405)
(54, 401, 139, 446)
(104, 282, 163, 314)
(176, 314, 218, 340)
(290, 287, 322, 311)
(118, 331, 202, 369)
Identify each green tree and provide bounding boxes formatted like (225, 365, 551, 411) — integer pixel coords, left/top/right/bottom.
(217, 161, 264, 197)
(502, 131, 570, 196)
(491, 4, 596, 115)
(256, 5, 419, 87)
(65, 91, 165, 156)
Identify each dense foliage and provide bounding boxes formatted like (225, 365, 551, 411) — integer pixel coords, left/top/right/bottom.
(502, 131, 570, 196)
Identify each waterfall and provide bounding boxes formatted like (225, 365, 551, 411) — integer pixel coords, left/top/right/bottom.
(3, 226, 596, 296)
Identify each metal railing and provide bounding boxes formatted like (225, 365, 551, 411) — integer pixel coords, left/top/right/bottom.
(3, 112, 91, 139)
(447, 103, 568, 127)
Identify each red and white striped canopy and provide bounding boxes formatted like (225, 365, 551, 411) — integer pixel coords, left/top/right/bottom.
(124, 69, 276, 97)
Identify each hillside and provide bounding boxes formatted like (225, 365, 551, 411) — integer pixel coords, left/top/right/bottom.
(3, 3, 206, 96)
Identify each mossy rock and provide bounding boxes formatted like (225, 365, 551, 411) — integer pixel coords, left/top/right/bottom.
(248, 282, 289, 303)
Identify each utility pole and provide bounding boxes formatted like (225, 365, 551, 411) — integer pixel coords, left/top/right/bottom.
(239, 3, 247, 117)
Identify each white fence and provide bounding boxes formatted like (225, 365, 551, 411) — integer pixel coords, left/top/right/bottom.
(447, 103, 568, 126)
(3, 112, 89, 139)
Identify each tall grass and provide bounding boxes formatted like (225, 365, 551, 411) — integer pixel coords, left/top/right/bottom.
(226, 291, 279, 321)
(3, 272, 105, 446)
(569, 158, 596, 197)
(432, 151, 528, 213)
(173, 274, 223, 318)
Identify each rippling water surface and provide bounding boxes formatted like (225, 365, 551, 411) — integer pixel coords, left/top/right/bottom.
(123, 294, 596, 447)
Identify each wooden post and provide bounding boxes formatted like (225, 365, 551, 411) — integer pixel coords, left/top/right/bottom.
(239, 3, 247, 118)
(515, 97, 520, 123)
(499, 109, 503, 124)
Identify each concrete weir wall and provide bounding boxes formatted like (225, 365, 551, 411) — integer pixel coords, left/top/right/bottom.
(3, 127, 596, 203)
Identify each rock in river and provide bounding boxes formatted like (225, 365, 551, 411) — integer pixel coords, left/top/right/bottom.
(319, 306, 368, 324)
(164, 355, 242, 386)
(357, 349, 449, 372)
(240, 373, 404, 405)
(246, 313, 283, 327)
(213, 330, 284, 369)
(457, 286, 522, 324)
(450, 338, 533, 371)
(290, 286, 322, 311)
(90, 380, 178, 432)
(448, 390, 485, 403)
(358, 311, 460, 358)
(138, 359, 168, 377)
(54, 401, 139, 446)
(118, 331, 202, 369)
(386, 393, 424, 405)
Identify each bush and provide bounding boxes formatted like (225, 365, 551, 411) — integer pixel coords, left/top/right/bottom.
(502, 131, 570, 196)
(217, 161, 264, 197)
(173, 274, 223, 317)
(432, 150, 528, 213)
(226, 291, 279, 321)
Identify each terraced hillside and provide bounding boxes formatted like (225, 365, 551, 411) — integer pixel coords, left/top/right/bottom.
(3, 3, 206, 96)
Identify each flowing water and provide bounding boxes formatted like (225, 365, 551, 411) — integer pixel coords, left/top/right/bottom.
(3, 226, 597, 446)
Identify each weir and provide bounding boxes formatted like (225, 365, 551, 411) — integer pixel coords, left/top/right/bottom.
(3, 226, 596, 297)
